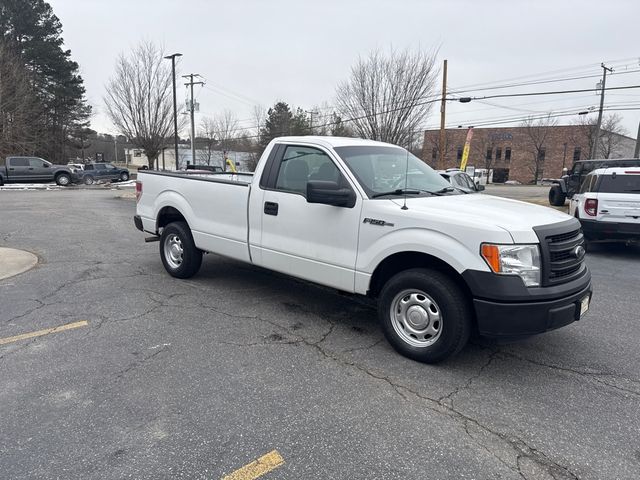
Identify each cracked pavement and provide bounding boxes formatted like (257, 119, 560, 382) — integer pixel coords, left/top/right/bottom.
(1, 190, 639, 479)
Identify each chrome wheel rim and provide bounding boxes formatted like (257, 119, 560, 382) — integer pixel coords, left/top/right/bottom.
(164, 234, 183, 269)
(58, 176, 69, 185)
(390, 289, 443, 348)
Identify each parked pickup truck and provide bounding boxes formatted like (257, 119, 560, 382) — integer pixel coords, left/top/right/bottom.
(134, 136, 593, 363)
(0, 156, 77, 186)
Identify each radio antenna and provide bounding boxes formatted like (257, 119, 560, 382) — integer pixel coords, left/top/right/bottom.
(401, 148, 409, 210)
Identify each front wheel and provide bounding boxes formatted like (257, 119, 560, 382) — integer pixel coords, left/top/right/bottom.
(378, 268, 471, 363)
(56, 173, 71, 186)
(119, 172, 130, 182)
(160, 221, 202, 278)
(84, 175, 95, 185)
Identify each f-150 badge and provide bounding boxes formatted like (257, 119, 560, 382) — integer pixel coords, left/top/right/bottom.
(363, 218, 394, 227)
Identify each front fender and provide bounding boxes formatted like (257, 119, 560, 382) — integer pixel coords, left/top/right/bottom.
(357, 227, 493, 275)
(354, 227, 498, 295)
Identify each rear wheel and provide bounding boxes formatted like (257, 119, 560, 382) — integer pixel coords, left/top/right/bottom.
(84, 175, 95, 185)
(55, 173, 71, 186)
(378, 268, 471, 363)
(549, 185, 566, 206)
(160, 221, 202, 278)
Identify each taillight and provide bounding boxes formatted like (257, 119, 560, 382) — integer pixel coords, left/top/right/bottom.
(135, 181, 142, 202)
(584, 198, 598, 216)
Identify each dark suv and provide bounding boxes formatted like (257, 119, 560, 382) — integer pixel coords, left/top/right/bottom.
(82, 163, 130, 185)
(549, 158, 640, 206)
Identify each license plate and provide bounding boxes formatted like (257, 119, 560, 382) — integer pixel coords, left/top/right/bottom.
(579, 296, 590, 318)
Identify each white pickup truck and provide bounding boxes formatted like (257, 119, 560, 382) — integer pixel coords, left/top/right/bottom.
(134, 136, 592, 363)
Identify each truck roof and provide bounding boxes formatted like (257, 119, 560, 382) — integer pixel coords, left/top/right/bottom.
(590, 167, 640, 175)
(273, 136, 399, 149)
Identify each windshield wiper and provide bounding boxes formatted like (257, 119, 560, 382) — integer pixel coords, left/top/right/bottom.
(371, 189, 422, 198)
(423, 187, 456, 196)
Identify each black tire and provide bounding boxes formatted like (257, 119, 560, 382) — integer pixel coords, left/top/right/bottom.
(84, 175, 95, 185)
(378, 268, 471, 363)
(55, 173, 71, 186)
(0, 176, 4, 186)
(159, 221, 202, 278)
(549, 185, 566, 206)
(120, 172, 129, 182)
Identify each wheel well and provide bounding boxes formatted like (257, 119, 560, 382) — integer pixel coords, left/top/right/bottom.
(368, 252, 473, 301)
(55, 171, 69, 178)
(368, 251, 477, 332)
(156, 206, 187, 232)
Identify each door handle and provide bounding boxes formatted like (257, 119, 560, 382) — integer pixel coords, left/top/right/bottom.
(28, 168, 34, 170)
(264, 201, 279, 216)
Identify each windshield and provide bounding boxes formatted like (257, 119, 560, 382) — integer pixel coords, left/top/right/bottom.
(334, 145, 454, 198)
(598, 174, 640, 193)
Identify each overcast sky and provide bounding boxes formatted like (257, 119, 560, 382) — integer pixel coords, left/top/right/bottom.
(48, 0, 640, 139)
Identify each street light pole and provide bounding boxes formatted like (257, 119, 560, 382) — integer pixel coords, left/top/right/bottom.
(164, 53, 182, 170)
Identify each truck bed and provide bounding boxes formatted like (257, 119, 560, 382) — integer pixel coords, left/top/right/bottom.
(136, 169, 254, 263)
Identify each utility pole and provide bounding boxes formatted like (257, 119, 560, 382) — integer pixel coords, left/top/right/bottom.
(634, 120, 640, 158)
(183, 73, 205, 167)
(438, 59, 448, 170)
(590, 63, 613, 159)
(305, 109, 319, 135)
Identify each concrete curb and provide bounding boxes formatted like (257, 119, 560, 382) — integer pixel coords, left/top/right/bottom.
(0, 247, 39, 281)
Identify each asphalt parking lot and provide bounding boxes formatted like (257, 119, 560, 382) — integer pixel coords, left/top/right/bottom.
(1, 189, 639, 480)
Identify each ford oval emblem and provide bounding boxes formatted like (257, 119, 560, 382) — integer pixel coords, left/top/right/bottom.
(572, 245, 586, 260)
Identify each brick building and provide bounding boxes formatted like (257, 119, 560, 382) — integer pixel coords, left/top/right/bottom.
(422, 125, 636, 183)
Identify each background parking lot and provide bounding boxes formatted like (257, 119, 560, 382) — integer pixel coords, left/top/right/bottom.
(1, 189, 639, 479)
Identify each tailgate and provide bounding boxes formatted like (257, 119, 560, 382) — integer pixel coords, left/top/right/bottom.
(597, 193, 640, 224)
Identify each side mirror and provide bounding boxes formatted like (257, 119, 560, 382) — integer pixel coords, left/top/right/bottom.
(476, 184, 485, 191)
(307, 180, 356, 208)
(43, 163, 50, 168)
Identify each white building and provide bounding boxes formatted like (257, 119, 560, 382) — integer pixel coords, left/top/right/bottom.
(124, 147, 254, 171)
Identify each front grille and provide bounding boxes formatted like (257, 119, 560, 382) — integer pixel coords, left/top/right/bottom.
(534, 220, 587, 287)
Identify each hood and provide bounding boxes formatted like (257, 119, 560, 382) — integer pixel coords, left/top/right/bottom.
(390, 193, 571, 243)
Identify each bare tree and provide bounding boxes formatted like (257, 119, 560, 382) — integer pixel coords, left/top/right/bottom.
(520, 114, 557, 183)
(0, 41, 41, 159)
(470, 132, 497, 170)
(199, 110, 239, 168)
(572, 113, 629, 159)
(198, 117, 218, 166)
(103, 41, 174, 169)
(597, 114, 628, 158)
(335, 47, 438, 147)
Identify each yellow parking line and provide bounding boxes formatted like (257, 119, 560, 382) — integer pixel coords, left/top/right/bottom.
(0, 320, 89, 346)
(222, 450, 285, 480)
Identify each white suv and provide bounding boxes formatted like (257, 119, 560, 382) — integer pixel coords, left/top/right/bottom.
(569, 167, 640, 243)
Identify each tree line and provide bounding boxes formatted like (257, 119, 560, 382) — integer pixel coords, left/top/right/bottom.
(0, 0, 90, 163)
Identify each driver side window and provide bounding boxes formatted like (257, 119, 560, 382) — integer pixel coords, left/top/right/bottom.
(274, 146, 342, 195)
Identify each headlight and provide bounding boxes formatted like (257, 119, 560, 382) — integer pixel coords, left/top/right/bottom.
(481, 243, 541, 287)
